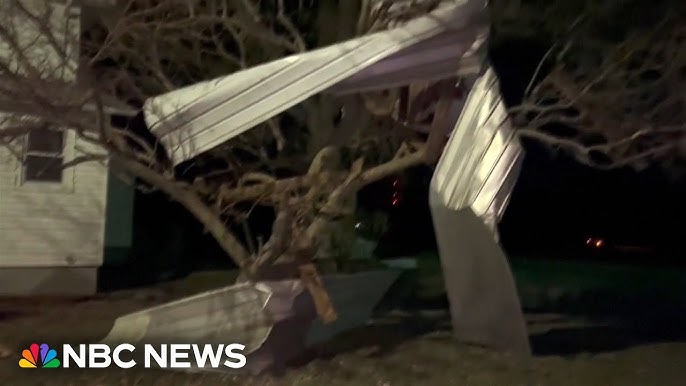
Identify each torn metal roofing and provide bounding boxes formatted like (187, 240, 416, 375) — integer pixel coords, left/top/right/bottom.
(101, 270, 399, 374)
(143, 0, 488, 165)
(430, 67, 523, 228)
(428, 67, 529, 355)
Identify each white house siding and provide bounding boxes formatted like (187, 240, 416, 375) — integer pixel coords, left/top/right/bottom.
(0, 0, 80, 82)
(0, 135, 108, 266)
(0, 1, 110, 294)
(0, 133, 109, 294)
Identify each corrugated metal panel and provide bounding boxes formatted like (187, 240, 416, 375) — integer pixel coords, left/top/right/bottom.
(143, 0, 488, 165)
(430, 67, 523, 232)
(328, 30, 487, 94)
(428, 66, 530, 355)
(101, 270, 399, 373)
(101, 281, 279, 353)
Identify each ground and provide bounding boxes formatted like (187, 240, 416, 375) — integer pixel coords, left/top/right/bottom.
(1, 271, 685, 385)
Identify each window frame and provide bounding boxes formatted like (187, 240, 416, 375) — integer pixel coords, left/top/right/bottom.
(15, 125, 75, 193)
(22, 128, 65, 183)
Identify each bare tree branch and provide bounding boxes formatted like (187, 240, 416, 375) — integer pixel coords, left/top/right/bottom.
(0, 0, 452, 320)
(509, 6, 686, 170)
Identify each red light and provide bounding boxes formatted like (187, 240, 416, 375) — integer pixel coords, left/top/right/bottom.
(391, 199, 399, 206)
(586, 237, 604, 248)
(392, 180, 399, 187)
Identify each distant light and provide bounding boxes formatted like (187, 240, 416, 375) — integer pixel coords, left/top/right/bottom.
(354, 222, 362, 229)
(586, 237, 605, 249)
(391, 199, 399, 206)
(392, 179, 399, 187)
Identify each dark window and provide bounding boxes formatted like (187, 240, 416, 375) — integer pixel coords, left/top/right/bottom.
(26, 129, 63, 152)
(24, 129, 64, 183)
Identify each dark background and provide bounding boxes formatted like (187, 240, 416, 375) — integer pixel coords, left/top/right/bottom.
(375, 38, 686, 265)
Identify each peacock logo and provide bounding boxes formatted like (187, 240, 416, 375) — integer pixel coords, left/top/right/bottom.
(19, 343, 61, 368)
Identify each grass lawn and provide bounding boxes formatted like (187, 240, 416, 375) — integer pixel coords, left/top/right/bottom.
(1, 265, 685, 385)
(386, 252, 686, 311)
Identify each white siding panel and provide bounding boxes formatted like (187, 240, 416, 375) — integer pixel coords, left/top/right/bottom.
(0, 0, 80, 82)
(0, 1, 108, 269)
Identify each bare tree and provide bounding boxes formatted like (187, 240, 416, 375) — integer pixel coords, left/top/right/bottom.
(496, 0, 686, 170)
(0, 0, 450, 320)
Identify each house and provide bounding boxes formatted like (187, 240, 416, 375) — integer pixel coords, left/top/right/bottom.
(141, 0, 530, 355)
(0, 0, 136, 295)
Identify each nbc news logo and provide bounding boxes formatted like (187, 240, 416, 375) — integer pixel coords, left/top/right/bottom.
(19, 343, 60, 368)
(18, 342, 247, 369)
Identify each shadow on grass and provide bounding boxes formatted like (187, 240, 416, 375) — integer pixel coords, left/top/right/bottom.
(527, 289, 686, 355)
(0, 310, 27, 322)
(530, 323, 686, 356)
(287, 285, 686, 369)
(288, 310, 450, 368)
